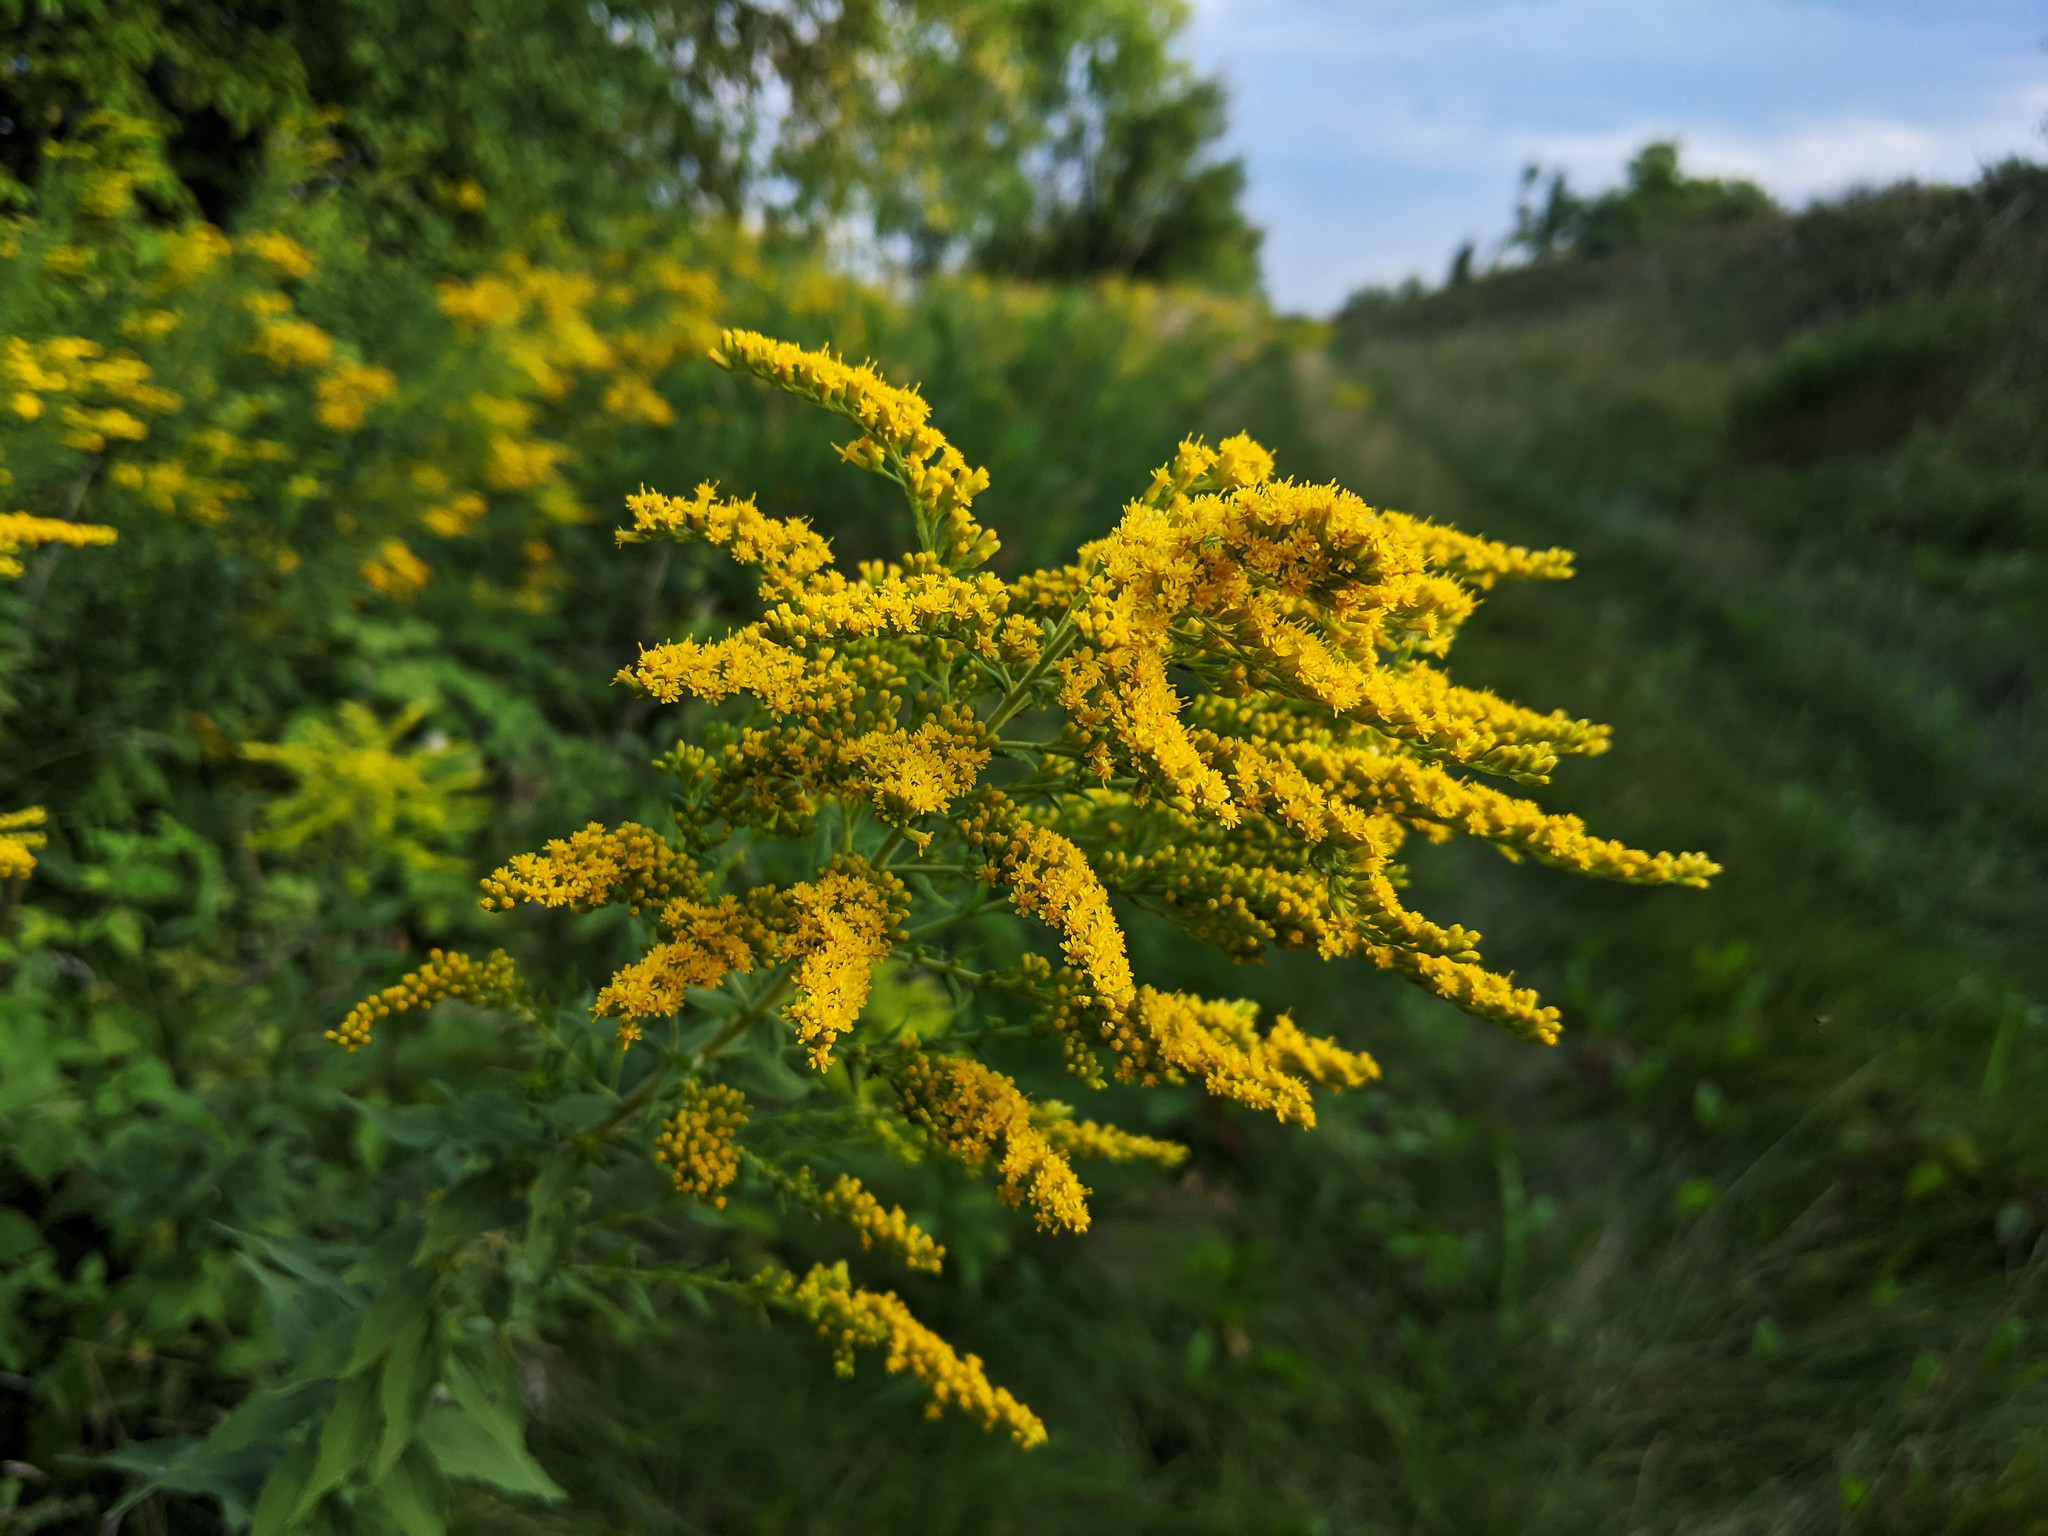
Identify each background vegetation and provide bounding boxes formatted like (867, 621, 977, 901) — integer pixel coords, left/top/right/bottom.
(1, 4, 2042, 1532)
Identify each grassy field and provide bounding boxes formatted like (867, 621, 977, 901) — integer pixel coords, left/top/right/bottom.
(498, 164, 2048, 1536)
(7, 120, 2043, 1533)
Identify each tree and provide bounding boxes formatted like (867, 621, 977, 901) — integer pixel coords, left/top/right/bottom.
(4, 0, 1261, 289)
(1512, 140, 1776, 262)
(0, 0, 876, 231)
(830, 0, 1259, 288)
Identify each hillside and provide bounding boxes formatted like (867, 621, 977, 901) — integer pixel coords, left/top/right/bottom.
(1299, 159, 2048, 1531)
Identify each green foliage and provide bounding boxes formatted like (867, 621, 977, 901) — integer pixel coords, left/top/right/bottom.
(1321, 152, 2048, 1530)
(2, 0, 1260, 290)
(1511, 140, 1777, 261)
(0, 0, 869, 233)
(0, 104, 1283, 1531)
(6, 26, 2038, 1531)
(934, 0, 1260, 288)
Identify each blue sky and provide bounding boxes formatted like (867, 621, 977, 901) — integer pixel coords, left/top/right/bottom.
(1184, 0, 2048, 313)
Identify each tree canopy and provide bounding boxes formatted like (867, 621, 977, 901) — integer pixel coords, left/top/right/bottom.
(0, 0, 1259, 286)
(1512, 140, 1776, 261)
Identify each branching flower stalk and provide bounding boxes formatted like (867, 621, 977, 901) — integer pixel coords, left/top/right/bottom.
(335, 329, 1717, 1447)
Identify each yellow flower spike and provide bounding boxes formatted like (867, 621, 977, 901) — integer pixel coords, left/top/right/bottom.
(240, 231, 316, 279)
(315, 361, 397, 431)
(481, 820, 704, 914)
(1264, 1015, 1380, 1089)
(328, 948, 522, 1052)
(0, 806, 50, 879)
(818, 1173, 945, 1274)
(592, 895, 767, 1024)
(1031, 1103, 1189, 1168)
(960, 795, 1134, 1014)
(160, 224, 232, 286)
(768, 1168, 947, 1275)
(781, 857, 907, 1070)
(617, 483, 837, 604)
(1379, 509, 1575, 590)
(0, 512, 118, 578)
(621, 627, 856, 718)
(1104, 989, 1319, 1127)
(248, 314, 334, 370)
(893, 1053, 1092, 1234)
(759, 1262, 1046, 1447)
(653, 1082, 750, 1205)
(711, 330, 997, 569)
(359, 537, 432, 602)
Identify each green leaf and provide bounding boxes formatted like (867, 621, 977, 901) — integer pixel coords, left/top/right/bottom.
(416, 1343, 562, 1501)
(370, 1444, 448, 1536)
(417, 1407, 564, 1501)
(204, 1380, 333, 1454)
(293, 1368, 383, 1518)
(295, 1311, 367, 1384)
(374, 1314, 438, 1481)
(343, 1217, 428, 1286)
(251, 1436, 320, 1536)
(524, 1152, 579, 1275)
(346, 1266, 437, 1376)
(417, 1170, 525, 1261)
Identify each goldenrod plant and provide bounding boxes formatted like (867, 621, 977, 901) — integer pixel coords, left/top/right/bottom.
(325, 330, 1714, 1454)
(0, 512, 114, 877)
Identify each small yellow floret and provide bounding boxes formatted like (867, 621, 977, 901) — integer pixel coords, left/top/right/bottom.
(0, 806, 50, 879)
(814, 1171, 946, 1274)
(894, 1053, 1091, 1234)
(0, 512, 117, 579)
(762, 1261, 1045, 1447)
(328, 948, 521, 1051)
(316, 361, 397, 431)
(654, 1081, 750, 1205)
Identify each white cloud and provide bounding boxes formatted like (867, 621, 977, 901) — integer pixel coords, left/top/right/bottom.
(1525, 88, 2048, 203)
(1181, 0, 2048, 310)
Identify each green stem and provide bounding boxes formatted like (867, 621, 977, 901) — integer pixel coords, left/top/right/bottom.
(905, 897, 1010, 939)
(984, 616, 1081, 734)
(896, 950, 1057, 1009)
(693, 969, 797, 1067)
(582, 1064, 670, 1149)
(536, 1013, 615, 1097)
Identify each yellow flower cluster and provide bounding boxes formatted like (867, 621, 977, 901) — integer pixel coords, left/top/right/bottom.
(846, 718, 994, 836)
(0, 511, 118, 579)
(893, 1053, 1092, 1233)
(812, 1171, 946, 1275)
(242, 701, 485, 878)
(480, 820, 704, 915)
(381, 330, 1718, 1447)
(783, 858, 909, 1069)
(593, 895, 766, 1034)
(9, 118, 727, 616)
(1033, 1104, 1189, 1168)
(759, 1262, 1046, 1448)
(4, 334, 179, 443)
(315, 361, 397, 432)
(327, 948, 521, 1051)
(0, 807, 49, 880)
(712, 328, 997, 568)
(653, 1082, 750, 1206)
(359, 537, 432, 602)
